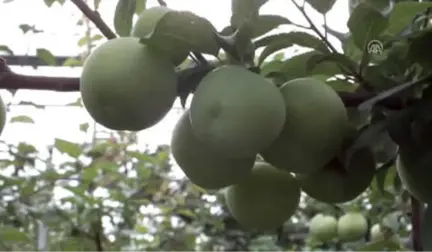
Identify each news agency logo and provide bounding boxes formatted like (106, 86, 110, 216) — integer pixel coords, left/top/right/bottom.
(367, 40, 383, 55)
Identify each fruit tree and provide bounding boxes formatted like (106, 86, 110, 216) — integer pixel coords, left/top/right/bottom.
(0, 0, 432, 251)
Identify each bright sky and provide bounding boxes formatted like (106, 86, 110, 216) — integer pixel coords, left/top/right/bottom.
(0, 0, 351, 243)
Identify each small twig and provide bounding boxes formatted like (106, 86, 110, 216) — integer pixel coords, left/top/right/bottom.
(291, 0, 337, 53)
(291, 0, 369, 89)
(70, 0, 116, 39)
(411, 196, 424, 251)
(323, 15, 328, 40)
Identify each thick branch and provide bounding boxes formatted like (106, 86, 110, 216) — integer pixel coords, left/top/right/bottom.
(0, 70, 414, 109)
(70, 0, 116, 39)
(411, 197, 424, 251)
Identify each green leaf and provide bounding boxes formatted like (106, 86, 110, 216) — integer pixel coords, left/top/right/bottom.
(36, 48, 56, 66)
(374, 164, 392, 195)
(135, 0, 146, 14)
(342, 36, 363, 62)
(305, 52, 358, 75)
(19, 24, 43, 34)
(256, 32, 329, 65)
(305, 0, 337, 14)
(231, 0, 268, 27)
(387, 2, 432, 35)
(348, 2, 389, 49)
(0, 226, 30, 242)
(142, 11, 220, 56)
(251, 15, 292, 38)
(54, 138, 83, 158)
(78, 34, 103, 47)
(281, 51, 342, 81)
(93, 0, 102, 9)
(10, 115, 34, 123)
(0, 45, 13, 55)
(422, 205, 432, 250)
(63, 57, 82, 67)
(44, 0, 65, 7)
(356, 240, 401, 251)
(82, 165, 99, 182)
(113, 0, 136, 37)
(79, 123, 89, 132)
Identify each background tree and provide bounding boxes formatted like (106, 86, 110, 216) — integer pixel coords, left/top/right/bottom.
(0, 0, 431, 251)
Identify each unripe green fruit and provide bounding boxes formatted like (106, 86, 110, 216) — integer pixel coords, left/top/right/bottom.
(337, 212, 368, 242)
(171, 110, 255, 190)
(297, 147, 376, 204)
(309, 214, 338, 242)
(224, 162, 301, 231)
(80, 37, 177, 131)
(0, 95, 6, 136)
(261, 77, 350, 174)
(131, 6, 188, 66)
(370, 224, 384, 241)
(370, 224, 401, 243)
(190, 65, 286, 158)
(396, 153, 432, 203)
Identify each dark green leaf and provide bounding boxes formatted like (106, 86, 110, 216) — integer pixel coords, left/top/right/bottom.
(387, 2, 432, 35)
(374, 163, 393, 195)
(36, 48, 56, 66)
(281, 51, 342, 81)
(250, 15, 292, 38)
(256, 32, 329, 65)
(10, 115, 34, 124)
(0, 45, 13, 55)
(342, 36, 363, 62)
(113, 0, 136, 37)
(348, 2, 389, 49)
(260, 60, 284, 76)
(362, 65, 399, 91)
(54, 138, 83, 158)
(407, 29, 432, 69)
(305, 0, 337, 14)
(142, 11, 219, 56)
(231, 0, 268, 27)
(305, 52, 358, 74)
(344, 120, 389, 167)
(255, 31, 328, 51)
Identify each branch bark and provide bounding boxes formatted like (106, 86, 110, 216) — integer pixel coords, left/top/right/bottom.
(411, 196, 424, 251)
(0, 67, 414, 109)
(70, 0, 116, 40)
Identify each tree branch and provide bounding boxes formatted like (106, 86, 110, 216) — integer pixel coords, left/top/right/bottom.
(0, 64, 414, 109)
(411, 196, 424, 251)
(70, 0, 116, 40)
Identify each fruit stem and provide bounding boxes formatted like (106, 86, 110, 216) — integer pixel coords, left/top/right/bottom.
(411, 196, 424, 251)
